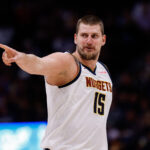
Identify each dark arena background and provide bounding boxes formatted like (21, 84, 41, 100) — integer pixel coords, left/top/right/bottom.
(0, 0, 150, 149)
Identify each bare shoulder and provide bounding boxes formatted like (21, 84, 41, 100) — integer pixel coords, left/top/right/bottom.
(42, 52, 74, 64)
(42, 52, 78, 86)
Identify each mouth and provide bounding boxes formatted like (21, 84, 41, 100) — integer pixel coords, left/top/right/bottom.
(84, 47, 95, 52)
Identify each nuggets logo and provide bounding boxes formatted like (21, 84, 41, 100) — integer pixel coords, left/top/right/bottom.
(86, 77, 112, 92)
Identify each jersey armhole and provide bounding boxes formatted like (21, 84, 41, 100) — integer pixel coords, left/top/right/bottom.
(58, 54, 81, 88)
(98, 61, 113, 83)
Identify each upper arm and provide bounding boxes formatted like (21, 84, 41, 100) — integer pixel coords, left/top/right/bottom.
(40, 52, 78, 86)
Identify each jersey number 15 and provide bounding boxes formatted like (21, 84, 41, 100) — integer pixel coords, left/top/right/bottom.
(93, 92, 106, 115)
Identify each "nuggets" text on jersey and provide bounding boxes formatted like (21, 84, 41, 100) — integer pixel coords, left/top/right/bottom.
(86, 77, 112, 92)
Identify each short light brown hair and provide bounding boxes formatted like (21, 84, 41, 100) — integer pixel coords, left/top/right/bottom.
(76, 15, 104, 35)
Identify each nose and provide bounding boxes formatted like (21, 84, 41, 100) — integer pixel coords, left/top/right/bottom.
(86, 36, 93, 45)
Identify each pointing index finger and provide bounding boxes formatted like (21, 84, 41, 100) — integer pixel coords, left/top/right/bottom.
(0, 44, 17, 53)
(0, 44, 8, 50)
(0, 44, 11, 51)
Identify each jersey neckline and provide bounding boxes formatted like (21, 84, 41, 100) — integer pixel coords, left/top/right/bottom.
(81, 63, 97, 75)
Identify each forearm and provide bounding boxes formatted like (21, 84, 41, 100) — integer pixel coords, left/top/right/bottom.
(0, 44, 46, 75)
(16, 52, 43, 75)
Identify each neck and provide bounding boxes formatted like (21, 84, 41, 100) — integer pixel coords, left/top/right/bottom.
(73, 51, 98, 72)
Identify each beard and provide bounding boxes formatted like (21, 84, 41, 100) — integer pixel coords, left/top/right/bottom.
(77, 45, 99, 60)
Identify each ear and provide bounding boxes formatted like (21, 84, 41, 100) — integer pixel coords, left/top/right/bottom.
(74, 33, 77, 45)
(101, 34, 106, 46)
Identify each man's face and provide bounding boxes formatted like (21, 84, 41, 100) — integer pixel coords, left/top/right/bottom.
(74, 23, 106, 60)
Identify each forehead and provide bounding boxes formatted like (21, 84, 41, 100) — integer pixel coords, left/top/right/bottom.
(78, 23, 101, 34)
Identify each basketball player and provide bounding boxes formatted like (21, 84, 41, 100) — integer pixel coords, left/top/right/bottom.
(0, 15, 113, 150)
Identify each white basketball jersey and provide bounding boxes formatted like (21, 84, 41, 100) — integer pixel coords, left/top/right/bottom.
(41, 61, 113, 150)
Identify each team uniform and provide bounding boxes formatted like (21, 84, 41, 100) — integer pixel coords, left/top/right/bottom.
(41, 57, 113, 150)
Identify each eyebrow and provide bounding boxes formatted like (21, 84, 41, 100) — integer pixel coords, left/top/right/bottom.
(80, 32, 100, 35)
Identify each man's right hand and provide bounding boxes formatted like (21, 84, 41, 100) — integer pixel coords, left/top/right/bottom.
(0, 44, 20, 66)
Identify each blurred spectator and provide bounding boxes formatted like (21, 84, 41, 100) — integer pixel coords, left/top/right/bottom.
(131, 0, 150, 33)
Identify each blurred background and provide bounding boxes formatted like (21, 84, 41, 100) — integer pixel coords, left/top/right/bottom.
(0, 0, 150, 149)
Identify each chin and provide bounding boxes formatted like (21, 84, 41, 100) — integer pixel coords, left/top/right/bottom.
(81, 53, 98, 60)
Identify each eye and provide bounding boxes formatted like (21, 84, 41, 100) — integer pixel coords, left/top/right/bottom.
(92, 34, 99, 39)
(81, 33, 88, 38)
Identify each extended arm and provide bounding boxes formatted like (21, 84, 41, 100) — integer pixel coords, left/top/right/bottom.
(0, 44, 78, 86)
(1, 44, 48, 75)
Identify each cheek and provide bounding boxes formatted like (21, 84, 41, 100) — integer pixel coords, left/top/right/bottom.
(94, 40, 101, 46)
(94, 41, 103, 50)
(97, 39, 104, 46)
(78, 39, 85, 46)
